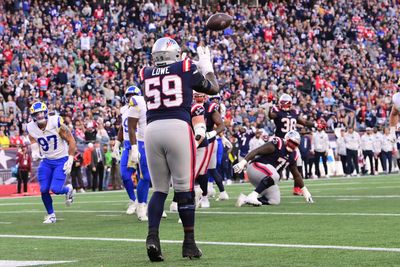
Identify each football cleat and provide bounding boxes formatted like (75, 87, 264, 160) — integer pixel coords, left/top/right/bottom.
(65, 184, 75, 207)
(43, 213, 56, 224)
(236, 193, 247, 207)
(78, 188, 86, 193)
(182, 240, 202, 259)
(178, 218, 182, 224)
(199, 196, 210, 208)
(137, 203, 148, 222)
(126, 200, 137, 215)
(293, 187, 303, 196)
(169, 201, 178, 212)
(216, 191, 229, 201)
(194, 186, 203, 208)
(246, 192, 262, 206)
(146, 233, 164, 262)
(162, 211, 167, 219)
(207, 183, 216, 198)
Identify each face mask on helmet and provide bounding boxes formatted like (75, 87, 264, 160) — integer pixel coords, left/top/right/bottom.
(280, 100, 292, 111)
(32, 111, 47, 125)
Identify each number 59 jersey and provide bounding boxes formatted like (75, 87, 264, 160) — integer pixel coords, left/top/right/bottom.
(26, 115, 68, 160)
(140, 58, 210, 124)
(272, 106, 300, 138)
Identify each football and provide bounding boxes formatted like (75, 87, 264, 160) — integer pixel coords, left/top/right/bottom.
(205, 13, 233, 31)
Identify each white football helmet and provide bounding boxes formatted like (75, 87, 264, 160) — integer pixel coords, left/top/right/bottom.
(279, 94, 292, 111)
(284, 130, 301, 152)
(152, 37, 181, 67)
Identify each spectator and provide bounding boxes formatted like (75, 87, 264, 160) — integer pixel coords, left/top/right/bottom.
(299, 128, 312, 179)
(15, 146, 31, 194)
(336, 128, 348, 176)
(249, 129, 265, 151)
(71, 150, 85, 193)
(381, 128, 397, 174)
(361, 128, 375, 175)
(83, 143, 94, 190)
(344, 127, 361, 177)
(311, 126, 330, 178)
(91, 141, 105, 192)
(109, 139, 122, 190)
(0, 130, 10, 148)
(10, 131, 23, 147)
(373, 127, 383, 174)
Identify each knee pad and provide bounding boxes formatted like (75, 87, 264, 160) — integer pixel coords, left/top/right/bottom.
(174, 192, 195, 210)
(261, 176, 275, 188)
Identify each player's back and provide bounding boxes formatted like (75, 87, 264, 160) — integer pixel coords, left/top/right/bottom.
(254, 137, 297, 172)
(272, 106, 299, 138)
(27, 115, 68, 160)
(140, 58, 196, 124)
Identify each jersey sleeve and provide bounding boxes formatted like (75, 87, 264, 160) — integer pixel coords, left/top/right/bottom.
(207, 102, 219, 114)
(189, 62, 212, 93)
(52, 115, 63, 131)
(127, 99, 140, 119)
(191, 104, 205, 117)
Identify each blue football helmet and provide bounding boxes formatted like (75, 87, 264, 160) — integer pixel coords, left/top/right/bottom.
(30, 102, 48, 124)
(124, 85, 142, 104)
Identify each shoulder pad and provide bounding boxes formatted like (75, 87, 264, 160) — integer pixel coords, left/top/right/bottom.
(182, 58, 192, 72)
(129, 97, 138, 107)
(191, 104, 205, 116)
(208, 102, 218, 113)
(270, 137, 283, 149)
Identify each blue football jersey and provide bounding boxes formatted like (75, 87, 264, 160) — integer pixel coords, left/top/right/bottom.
(253, 137, 299, 173)
(191, 103, 209, 148)
(204, 101, 219, 143)
(271, 106, 300, 138)
(140, 59, 211, 124)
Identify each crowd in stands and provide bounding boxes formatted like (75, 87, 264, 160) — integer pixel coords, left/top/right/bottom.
(1, 0, 400, 181)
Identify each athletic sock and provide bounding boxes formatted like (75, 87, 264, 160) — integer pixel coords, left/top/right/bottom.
(208, 169, 224, 192)
(148, 192, 168, 230)
(41, 192, 54, 214)
(197, 174, 208, 196)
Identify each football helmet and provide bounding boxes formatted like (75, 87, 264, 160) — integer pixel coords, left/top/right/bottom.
(284, 130, 301, 152)
(279, 94, 292, 111)
(124, 85, 141, 104)
(152, 37, 181, 67)
(209, 93, 221, 103)
(30, 102, 48, 125)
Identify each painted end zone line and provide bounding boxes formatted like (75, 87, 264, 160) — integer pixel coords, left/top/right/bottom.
(0, 234, 399, 253)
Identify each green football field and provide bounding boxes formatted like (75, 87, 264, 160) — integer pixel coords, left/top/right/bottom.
(1, 175, 400, 267)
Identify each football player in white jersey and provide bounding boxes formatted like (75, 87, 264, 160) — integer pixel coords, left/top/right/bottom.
(389, 92, 400, 142)
(127, 86, 156, 221)
(113, 87, 141, 215)
(27, 102, 76, 224)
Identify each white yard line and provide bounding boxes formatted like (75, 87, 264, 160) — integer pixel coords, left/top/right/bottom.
(0, 222, 12, 224)
(0, 209, 400, 217)
(0, 234, 399, 253)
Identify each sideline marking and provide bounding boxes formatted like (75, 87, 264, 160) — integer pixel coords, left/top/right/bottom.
(0, 234, 400, 253)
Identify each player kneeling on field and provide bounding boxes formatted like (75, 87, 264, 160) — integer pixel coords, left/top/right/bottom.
(233, 131, 313, 207)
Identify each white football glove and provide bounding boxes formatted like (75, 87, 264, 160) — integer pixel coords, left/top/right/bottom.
(301, 186, 314, 203)
(130, 144, 139, 164)
(194, 123, 206, 142)
(31, 143, 42, 161)
(206, 130, 217, 140)
(222, 136, 233, 149)
(196, 46, 214, 75)
(63, 155, 74, 175)
(112, 140, 121, 160)
(233, 159, 248, 174)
